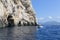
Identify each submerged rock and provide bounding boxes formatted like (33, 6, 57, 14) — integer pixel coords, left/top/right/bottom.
(0, 0, 37, 27)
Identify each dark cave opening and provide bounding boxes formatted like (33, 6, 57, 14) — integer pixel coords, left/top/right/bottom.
(7, 15, 15, 27)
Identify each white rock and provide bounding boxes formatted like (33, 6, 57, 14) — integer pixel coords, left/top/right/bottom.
(0, 0, 37, 27)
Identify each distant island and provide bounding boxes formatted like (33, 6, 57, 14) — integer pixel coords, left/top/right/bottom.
(0, 0, 37, 27)
(39, 21, 60, 26)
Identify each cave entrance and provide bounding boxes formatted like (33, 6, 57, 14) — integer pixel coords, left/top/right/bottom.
(7, 15, 15, 27)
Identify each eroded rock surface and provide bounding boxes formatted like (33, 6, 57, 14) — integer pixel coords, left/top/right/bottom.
(0, 0, 37, 27)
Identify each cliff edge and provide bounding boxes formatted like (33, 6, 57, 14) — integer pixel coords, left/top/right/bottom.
(0, 0, 37, 27)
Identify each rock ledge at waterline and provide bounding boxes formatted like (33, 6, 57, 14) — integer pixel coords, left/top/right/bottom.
(0, 0, 37, 27)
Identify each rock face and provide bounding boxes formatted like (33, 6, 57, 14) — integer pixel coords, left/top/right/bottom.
(0, 0, 37, 27)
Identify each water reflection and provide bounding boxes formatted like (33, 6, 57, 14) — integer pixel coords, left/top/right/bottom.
(0, 26, 36, 40)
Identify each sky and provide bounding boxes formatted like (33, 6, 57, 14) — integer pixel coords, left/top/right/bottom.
(31, 0, 60, 22)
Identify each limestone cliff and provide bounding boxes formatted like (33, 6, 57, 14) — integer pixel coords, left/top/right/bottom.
(0, 0, 37, 27)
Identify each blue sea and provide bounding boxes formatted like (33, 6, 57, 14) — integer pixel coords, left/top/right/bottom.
(36, 25, 60, 40)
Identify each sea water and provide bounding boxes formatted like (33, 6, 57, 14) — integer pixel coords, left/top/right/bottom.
(36, 25, 60, 40)
(0, 26, 36, 40)
(0, 25, 59, 40)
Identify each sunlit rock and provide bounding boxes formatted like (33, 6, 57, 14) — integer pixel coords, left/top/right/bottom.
(0, 0, 37, 27)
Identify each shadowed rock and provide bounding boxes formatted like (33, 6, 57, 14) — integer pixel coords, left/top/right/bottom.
(18, 21, 21, 26)
(7, 15, 15, 27)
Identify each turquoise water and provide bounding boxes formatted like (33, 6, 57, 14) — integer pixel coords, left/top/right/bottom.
(36, 25, 60, 40)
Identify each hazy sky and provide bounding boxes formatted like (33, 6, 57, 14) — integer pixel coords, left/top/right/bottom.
(32, 0, 60, 22)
